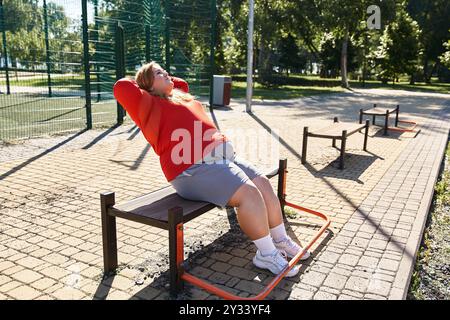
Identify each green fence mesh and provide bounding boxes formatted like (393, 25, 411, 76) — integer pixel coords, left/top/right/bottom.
(0, 0, 87, 140)
(0, 0, 215, 141)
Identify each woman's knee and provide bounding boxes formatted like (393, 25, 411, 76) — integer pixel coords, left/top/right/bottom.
(252, 175, 277, 199)
(227, 181, 264, 208)
(252, 175, 271, 190)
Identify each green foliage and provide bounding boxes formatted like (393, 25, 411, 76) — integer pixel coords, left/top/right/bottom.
(2, 0, 82, 71)
(278, 33, 307, 75)
(375, 9, 422, 83)
(283, 207, 298, 219)
(439, 37, 450, 69)
(1, 0, 447, 90)
(215, 0, 247, 74)
(408, 0, 450, 81)
(2, 0, 42, 33)
(318, 32, 358, 78)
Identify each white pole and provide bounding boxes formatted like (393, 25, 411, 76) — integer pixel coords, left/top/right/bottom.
(245, 0, 254, 113)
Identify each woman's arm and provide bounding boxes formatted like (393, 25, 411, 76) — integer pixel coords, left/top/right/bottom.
(113, 78, 151, 127)
(170, 76, 189, 93)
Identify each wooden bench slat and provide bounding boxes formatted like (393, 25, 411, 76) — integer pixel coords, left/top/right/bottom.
(113, 185, 213, 222)
(361, 107, 396, 115)
(310, 122, 366, 138)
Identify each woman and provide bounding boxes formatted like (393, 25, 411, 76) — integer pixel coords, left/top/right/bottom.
(113, 61, 311, 278)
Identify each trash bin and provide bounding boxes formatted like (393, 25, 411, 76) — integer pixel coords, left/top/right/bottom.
(213, 75, 232, 107)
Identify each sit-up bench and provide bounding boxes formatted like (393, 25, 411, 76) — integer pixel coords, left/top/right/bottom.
(359, 104, 419, 136)
(302, 117, 370, 169)
(100, 159, 288, 298)
(359, 104, 399, 136)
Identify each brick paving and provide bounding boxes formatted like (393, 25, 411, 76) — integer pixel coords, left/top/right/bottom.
(0, 88, 449, 300)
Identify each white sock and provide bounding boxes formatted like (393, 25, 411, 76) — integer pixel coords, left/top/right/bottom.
(270, 223, 289, 243)
(253, 234, 277, 256)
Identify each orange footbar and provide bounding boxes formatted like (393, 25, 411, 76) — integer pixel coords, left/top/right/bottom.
(388, 120, 419, 133)
(177, 201, 331, 300)
(176, 223, 184, 267)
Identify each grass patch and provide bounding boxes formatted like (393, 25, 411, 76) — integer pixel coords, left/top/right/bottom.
(0, 74, 86, 88)
(0, 94, 119, 140)
(408, 140, 450, 300)
(230, 74, 450, 98)
(351, 79, 450, 95)
(283, 207, 299, 219)
(231, 81, 345, 100)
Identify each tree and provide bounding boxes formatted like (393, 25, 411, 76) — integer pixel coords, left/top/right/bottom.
(283, 0, 323, 61)
(2, 0, 44, 69)
(318, 32, 358, 78)
(213, 0, 248, 74)
(254, 0, 289, 84)
(375, 9, 422, 85)
(407, 0, 450, 82)
(317, 0, 370, 88)
(439, 36, 450, 69)
(1, 0, 78, 72)
(278, 33, 306, 76)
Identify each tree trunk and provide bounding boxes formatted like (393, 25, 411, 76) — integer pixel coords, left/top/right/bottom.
(409, 73, 415, 85)
(423, 58, 429, 83)
(11, 57, 18, 81)
(428, 62, 438, 83)
(340, 31, 349, 88)
(257, 39, 271, 84)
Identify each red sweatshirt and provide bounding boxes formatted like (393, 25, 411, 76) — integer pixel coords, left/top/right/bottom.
(113, 76, 228, 182)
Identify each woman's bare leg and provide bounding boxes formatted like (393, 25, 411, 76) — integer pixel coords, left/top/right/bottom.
(226, 181, 270, 240)
(250, 175, 283, 228)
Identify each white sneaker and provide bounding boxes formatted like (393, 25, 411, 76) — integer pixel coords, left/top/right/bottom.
(273, 236, 311, 261)
(252, 249, 300, 277)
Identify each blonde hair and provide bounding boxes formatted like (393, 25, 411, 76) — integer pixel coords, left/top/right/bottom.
(135, 61, 194, 105)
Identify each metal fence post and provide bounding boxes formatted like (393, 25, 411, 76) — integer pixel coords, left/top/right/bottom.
(145, 24, 151, 62)
(0, 0, 10, 95)
(81, 0, 92, 129)
(43, 0, 52, 97)
(246, 0, 254, 112)
(94, 0, 100, 102)
(209, 0, 217, 108)
(164, 0, 171, 72)
(115, 22, 125, 125)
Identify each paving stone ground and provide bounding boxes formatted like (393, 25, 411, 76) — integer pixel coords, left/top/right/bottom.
(0, 88, 449, 300)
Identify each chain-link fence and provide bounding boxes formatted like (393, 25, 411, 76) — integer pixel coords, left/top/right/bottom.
(0, 0, 216, 141)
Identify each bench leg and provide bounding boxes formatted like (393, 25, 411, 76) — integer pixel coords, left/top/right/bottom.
(168, 207, 184, 298)
(277, 158, 287, 220)
(395, 104, 399, 127)
(100, 192, 118, 274)
(364, 119, 369, 151)
(332, 117, 338, 147)
(340, 130, 347, 169)
(302, 127, 308, 165)
(372, 104, 376, 125)
(384, 110, 389, 136)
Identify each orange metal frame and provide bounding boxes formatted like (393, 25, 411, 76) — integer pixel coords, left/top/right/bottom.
(388, 119, 419, 133)
(175, 202, 331, 300)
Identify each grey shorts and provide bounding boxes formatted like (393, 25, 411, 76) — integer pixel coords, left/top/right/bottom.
(169, 144, 264, 209)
